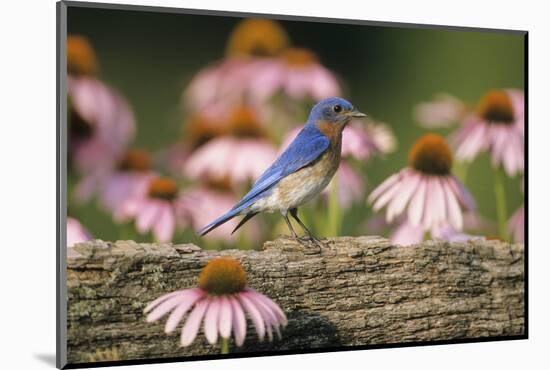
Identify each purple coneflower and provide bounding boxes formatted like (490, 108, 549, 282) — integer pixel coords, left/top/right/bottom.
(117, 176, 181, 242)
(451, 89, 524, 177)
(225, 18, 290, 58)
(369, 134, 476, 233)
(144, 257, 287, 353)
(451, 89, 524, 240)
(249, 47, 341, 102)
(414, 93, 467, 128)
(184, 19, 290, 113)
(67, 34, 98, 77)
(183, 107, 277, 187)
(102, 149, 155, 216)
(74, 149, 154, 213)
(342, 121, 396, 160)
(68, 77, 136, 174)
(67, 34, 135, 174)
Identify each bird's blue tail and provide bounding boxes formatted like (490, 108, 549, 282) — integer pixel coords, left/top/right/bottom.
(198, 207, 242, 236)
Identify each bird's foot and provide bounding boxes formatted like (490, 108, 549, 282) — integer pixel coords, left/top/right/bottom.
(297, 234, 324, 247)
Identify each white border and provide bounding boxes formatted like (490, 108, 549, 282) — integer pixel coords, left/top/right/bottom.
(2, 0, 548, 369)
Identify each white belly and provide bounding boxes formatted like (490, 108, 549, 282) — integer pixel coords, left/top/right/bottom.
(249, 149, 339, 213)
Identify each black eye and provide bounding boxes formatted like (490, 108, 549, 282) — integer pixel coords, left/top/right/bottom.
(333, 104, 342, 113)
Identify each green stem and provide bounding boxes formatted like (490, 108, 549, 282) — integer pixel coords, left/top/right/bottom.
(328, 177, 341, 236)
(494, 167, 509, 241)
(220, 337, 229, 354)
(118, 222, 135, 241)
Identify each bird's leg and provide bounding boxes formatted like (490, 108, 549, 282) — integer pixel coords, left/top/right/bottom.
(290, 208, 322, 244)
(282, 211, 299, 239)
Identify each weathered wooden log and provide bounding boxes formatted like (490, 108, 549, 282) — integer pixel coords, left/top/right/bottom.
(66, 236, 524, 364)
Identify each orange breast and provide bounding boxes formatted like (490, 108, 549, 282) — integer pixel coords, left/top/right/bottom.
(316, 120, 344, 147)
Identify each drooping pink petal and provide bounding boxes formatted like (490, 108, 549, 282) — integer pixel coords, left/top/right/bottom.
(229, 296, 247, 346)
(136, 200, 161, 233)
(428, 176, 447, 229)
(153, 203, 176, 243)
(391, 220, 424, 246)
(184, 136, 277, 186)
(203, 298, 220, 344)
(218, 296, 233, 339)
(368, 171, 401, 204)
(442, 179, 463, 230)
(509, 205, 525, 243)
(181, 299, 210, 347)
(422, 178, 436, 229)
(243, 291, 281, 341)
(372, 177, 402, 212)
(246, 289, 288, 327)
(147, 291, 194, 322)
(164, 289, 205, 333)
(237, 293, 265, 341)
(407, 175, 428, 227)
(454, 119, 488, 161)
(144, 290, 182, 314)
(386, 172, 420, 223)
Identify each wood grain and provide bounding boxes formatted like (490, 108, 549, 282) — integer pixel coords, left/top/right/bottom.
(66, 236, 524, 364)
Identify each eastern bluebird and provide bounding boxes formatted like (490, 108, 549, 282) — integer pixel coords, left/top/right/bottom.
(199, 97, 366, 241)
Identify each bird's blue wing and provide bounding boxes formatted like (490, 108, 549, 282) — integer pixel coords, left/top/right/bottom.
(232, 124, 330, 212)
(198, 124, 329, 236)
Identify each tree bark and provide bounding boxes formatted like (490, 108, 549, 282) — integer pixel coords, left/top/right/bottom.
(66, 236, 524, 364)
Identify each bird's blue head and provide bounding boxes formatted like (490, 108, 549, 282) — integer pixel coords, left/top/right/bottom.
(308, 97, 366, 127)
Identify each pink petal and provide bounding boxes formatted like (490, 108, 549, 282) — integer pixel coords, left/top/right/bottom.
(246, 289, 287, 326)
(181, 299, 210, 347)
(243, 292, 279, 342)
(218, 296, 233, 339)
(164, 289, 205, 333)
(237, 293, 265, 341)
(136, 200, 161, 233)
(429, 176, 447, 229)
(153, 203, 175, 243)
(508, 205, 525, 242)
(407, 175, 427, 226)
(443, 180, 463, 230)
(391, 221, 424, 246)
(144, 290, 181, 313)
(74, 173, 102, 203)
(386, 173, 420, 223)
(203, 298, 220, 344)
(229, 296, 247, 346)
(422, 179, 435, 229)
(368, 171, 400, 203)
(146, 290, 199, 322)
(372, 177, 402, 212)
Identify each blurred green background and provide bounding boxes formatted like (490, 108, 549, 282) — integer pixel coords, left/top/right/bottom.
(67, 6, 525, 243)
